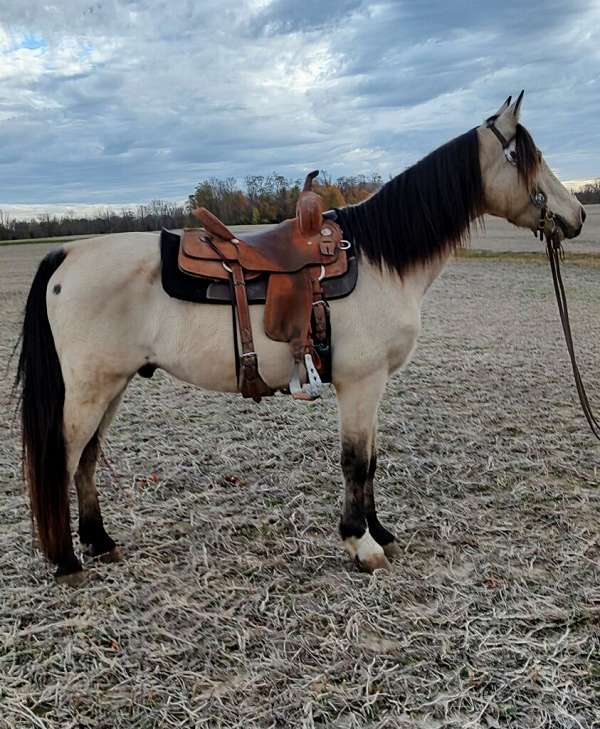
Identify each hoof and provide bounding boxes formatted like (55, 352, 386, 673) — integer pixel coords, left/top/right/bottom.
(100, 546, 123, 563)
(83, 538, 118, 560)
(55, 567, 86, 587)
(357, 552, 392, 573)
(344, 531, 392, 574)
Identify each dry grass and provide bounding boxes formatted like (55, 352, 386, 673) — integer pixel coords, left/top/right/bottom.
(455, 248, 600, 268)
(1, 245, 600, 728)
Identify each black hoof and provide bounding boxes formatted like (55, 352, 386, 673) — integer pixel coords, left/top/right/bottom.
(81, 533, 117, 559)
(55, 556, 85, 586)
(99, 546, 123, 563)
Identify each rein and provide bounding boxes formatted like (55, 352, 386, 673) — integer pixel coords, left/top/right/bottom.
(542, 216, 600, 440)
(488, 117, 600, 440)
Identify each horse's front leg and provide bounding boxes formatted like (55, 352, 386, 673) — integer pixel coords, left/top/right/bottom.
(336, 374, 390, 573)
(365, 431, 397, 558)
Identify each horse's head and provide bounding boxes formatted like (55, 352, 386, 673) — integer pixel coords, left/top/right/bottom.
(479, 92, 586, 240)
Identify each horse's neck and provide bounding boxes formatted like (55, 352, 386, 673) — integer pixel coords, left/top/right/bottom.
(358, 247, 451, 303)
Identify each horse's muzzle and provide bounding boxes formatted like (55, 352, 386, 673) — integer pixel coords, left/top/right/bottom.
(555, 214, 581, 239)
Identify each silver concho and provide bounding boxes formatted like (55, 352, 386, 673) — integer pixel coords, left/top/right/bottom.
(321, 227, 332, 236)
(531, 190, 547, 208)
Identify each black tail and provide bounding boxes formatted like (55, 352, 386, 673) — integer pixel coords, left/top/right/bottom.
(16, 249, 70, 563)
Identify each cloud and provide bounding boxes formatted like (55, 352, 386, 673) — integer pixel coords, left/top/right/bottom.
(0, 0, 598, 212)
(246, 0, 364, 34)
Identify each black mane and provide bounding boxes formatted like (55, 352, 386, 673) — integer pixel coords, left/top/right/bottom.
(514, 123, 541, 191)
(336, 128, 485, 275)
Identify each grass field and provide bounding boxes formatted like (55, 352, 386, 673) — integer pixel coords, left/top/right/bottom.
(1, 214, 599, 728)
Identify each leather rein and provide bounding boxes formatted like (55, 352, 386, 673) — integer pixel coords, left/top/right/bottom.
(488, 120, 600, 440)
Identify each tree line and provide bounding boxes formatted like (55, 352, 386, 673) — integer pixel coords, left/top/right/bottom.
(575, 180, 600, 205)
(0, 173, 381, 241)
(0, 173, 596, 242)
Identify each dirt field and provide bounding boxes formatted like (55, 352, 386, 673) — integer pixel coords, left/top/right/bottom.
(1, 216, 600, 728)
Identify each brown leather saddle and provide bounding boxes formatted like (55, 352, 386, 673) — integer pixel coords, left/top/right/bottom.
(178, 171, 349, 401)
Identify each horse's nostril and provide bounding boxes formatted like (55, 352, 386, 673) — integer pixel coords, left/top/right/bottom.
(582, 208, 587, 223)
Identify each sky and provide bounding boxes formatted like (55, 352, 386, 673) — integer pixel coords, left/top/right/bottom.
(1, 0, 599, 218)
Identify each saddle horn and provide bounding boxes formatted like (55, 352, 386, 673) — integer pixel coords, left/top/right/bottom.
(303, 170, 319, 192)
(297, 170, 323, 236)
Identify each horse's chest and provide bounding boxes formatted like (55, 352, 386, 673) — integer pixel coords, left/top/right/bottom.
(386, 320, 420, 373)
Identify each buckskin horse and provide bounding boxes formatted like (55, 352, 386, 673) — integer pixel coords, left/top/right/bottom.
(16, 93, 586, 584)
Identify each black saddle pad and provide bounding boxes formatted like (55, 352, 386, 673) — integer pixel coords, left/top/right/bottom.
(160, 228, 358, 305)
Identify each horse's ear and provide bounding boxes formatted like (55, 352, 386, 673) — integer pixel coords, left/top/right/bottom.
(489, 95, 512, 119)
(509, 89, 525, 121)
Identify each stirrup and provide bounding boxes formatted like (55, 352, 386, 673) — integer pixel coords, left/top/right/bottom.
(289, 354, 325, 401)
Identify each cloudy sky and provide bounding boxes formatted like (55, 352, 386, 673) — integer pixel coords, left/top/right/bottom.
(1, 0, 599, 217)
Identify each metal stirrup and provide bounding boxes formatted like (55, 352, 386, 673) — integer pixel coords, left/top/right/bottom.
(303, 353, 324, 398)
(289, 354, 326, 401)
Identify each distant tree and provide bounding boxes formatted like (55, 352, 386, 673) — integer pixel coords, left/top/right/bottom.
(336, 174, 382, 204)
(316, 183, 346, 209)
(575, 180, 600, 205)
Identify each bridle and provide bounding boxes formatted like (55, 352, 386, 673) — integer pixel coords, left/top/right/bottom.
(487, 118, 554, 237)
(487, 119, 600, 441)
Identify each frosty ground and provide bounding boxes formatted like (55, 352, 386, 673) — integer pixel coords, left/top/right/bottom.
(1, 226, 599, 728)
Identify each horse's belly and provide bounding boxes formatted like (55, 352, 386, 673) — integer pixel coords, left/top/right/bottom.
(152, 293, 294, 393)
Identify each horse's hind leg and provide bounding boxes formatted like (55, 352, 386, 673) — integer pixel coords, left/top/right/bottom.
(57, 378, 127, 584)
(75, 392, 125, 561)
(75, 392, 123, 561)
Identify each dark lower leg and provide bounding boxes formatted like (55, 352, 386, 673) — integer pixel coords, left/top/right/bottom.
(51, 504, 84, 583)
(54, 531, 84, 581)
(339, 438, 368, 541)
(364, 452, 396, 547)
(47, 467, 82, 581)
(75, 434, 116, 557)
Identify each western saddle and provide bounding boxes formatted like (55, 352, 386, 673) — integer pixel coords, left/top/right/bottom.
(178, 170, 349, 401)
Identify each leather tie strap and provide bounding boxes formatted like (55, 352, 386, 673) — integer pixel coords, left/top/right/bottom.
(229, 262, 274, 402)
(311, 277, 328, 345)
(200, 233, 272, 401)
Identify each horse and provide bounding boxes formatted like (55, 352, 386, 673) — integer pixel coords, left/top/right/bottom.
(16, 92, 585, 584)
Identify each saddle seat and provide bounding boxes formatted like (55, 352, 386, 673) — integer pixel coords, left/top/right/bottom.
(177, 170, 349, 401)
(180, 217, 344, 275)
